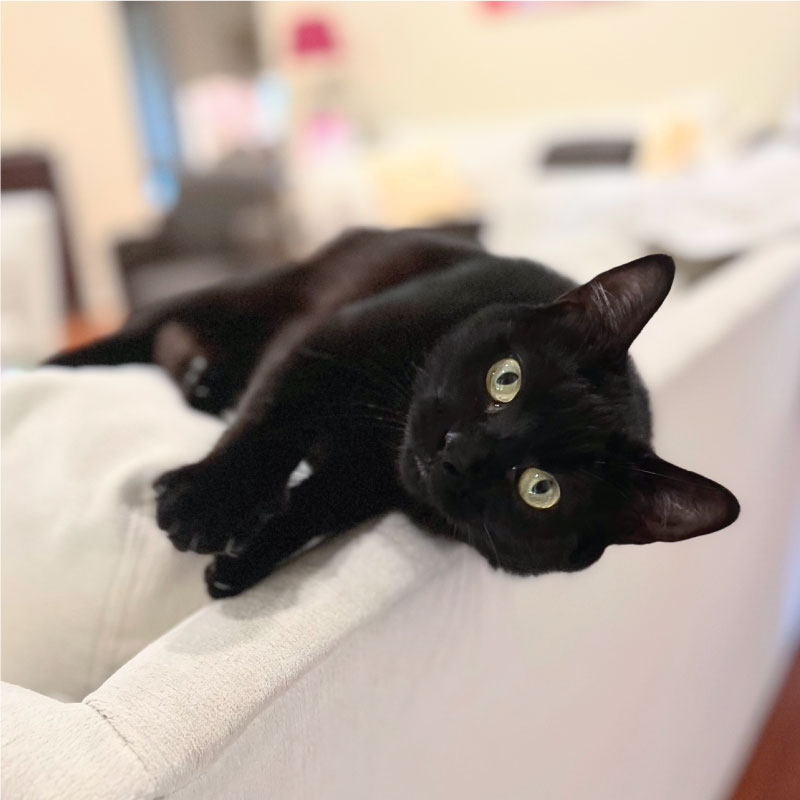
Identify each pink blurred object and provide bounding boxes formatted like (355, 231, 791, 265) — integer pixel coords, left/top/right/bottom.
(302, 111, 352, 153)
(292, 18, 338, 58)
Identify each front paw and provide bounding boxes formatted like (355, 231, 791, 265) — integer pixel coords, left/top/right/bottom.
(154, 464, 222, 553)
(154, 464, 242, 554)
(204, 553, 272, 598)
(154, 464, 278, 555)
(203, 512, 307, 598)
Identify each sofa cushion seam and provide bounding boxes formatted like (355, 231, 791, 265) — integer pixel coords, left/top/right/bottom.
(84, 697, 158, 795)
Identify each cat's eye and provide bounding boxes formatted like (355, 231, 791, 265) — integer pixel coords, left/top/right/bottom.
(518, 468, 561, 509)
(486, 357, 522, 403)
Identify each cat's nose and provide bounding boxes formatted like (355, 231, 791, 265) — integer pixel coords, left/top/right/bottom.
(440, 431, 469, 478)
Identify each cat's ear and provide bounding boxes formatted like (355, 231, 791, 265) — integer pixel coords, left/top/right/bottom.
(614, 454, 740, 545)
(557, 255, 675, 357)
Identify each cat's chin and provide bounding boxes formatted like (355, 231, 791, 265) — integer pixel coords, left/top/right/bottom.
(462, 534, 606, 577)
(399, 446, 468, 528)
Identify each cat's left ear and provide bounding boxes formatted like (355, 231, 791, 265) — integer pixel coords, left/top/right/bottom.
(557, 255, 675, 357)
(614, 454, 740, 545)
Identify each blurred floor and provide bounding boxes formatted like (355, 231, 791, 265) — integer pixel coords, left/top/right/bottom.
(729, 648, 800, 800)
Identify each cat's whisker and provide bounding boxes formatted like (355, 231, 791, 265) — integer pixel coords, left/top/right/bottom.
(299, 347, 412, 404)
(372, 340, 418, 397)
(352, 349, 415, 402)
(452, 520, 471, 549)
(350, 404, 409, 426)
(592, 461, 714, 490)
(482, 520, 502, 569)
(623, 466, 713, 488)
(302, 408, 407, 431)
(352, 400, 406, 416)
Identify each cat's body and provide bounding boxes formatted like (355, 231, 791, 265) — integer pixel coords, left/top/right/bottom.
(48, 228, 739, 597)
(57, 228, 481, 414)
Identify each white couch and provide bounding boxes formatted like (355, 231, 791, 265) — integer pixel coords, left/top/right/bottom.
(2, 236, 799, 800)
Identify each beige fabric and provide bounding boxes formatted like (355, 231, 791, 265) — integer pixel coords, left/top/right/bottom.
(1, 683, 153, 800)
(1, 367, 215, 700)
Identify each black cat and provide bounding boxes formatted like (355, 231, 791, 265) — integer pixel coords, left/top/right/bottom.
(47, 228, 740, 597)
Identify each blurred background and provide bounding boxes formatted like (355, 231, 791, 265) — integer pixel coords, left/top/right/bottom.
(3, 0, 800, 363)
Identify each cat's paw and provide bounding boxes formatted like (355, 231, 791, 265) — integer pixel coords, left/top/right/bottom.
(154, 463, 258, 554)
(154, 464, 224, 553)
(179, 356, 234, 415)
(154, 463, 279, 555)
(204, 553, 275, 598)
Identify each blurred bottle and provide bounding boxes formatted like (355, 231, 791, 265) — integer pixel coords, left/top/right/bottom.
(289, 15, 356, 161)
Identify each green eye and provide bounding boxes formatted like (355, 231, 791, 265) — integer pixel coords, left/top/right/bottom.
(486, 357, 522, 403)
(518, 468, 561, 509)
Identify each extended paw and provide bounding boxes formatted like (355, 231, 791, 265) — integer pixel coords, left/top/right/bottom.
(203, 515, 300, 598)
(154, 463, 274, 555)
(204, 553, 275, 598)
(154, 464, 224, 553)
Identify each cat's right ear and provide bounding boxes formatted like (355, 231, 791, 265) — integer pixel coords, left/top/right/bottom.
(556, 255, 675, 358)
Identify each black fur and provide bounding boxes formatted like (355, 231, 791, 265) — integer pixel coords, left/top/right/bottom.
(46, 228, 740, 597)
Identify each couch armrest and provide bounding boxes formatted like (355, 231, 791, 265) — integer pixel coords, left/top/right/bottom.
(82, 515, 458, 797)
(1, 682, 155, 800)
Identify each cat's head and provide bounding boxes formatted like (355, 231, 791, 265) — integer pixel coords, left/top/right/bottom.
(399, 255, 740, 574)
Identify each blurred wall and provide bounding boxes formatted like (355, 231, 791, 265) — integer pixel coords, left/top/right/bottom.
(259, 1, 800, 129)
(2, 1, 152, 316)
(3, 1, 800, 319)
(156, 1, 260, 83)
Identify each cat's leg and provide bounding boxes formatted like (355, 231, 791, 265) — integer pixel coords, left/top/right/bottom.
(204, 455, 398, 597)
(150, 320, 260, 414)
(45, 228, 479, 411)
(149, 225, 478, 413)
(44, 322, 153, 367)
(153, 353, 329, 554)
(44, 300, 268, 415)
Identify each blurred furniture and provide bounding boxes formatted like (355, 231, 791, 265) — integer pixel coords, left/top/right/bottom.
(1, 153, 80, 364)
(1, 152, 80, 311)
(2, 235, 799, 799)
(117, 155, 290, 308)
(541, 137, 636, 168)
